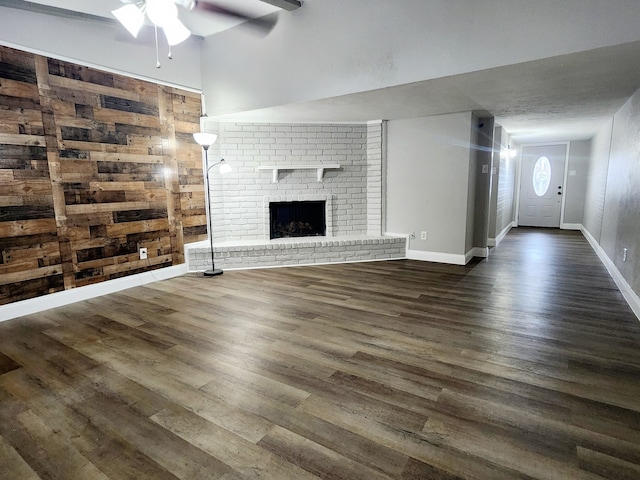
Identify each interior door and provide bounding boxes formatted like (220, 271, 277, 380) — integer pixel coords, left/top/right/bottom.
(518, 144, 566, 227)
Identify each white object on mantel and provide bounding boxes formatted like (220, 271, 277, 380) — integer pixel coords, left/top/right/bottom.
(257, 164, 341, 183)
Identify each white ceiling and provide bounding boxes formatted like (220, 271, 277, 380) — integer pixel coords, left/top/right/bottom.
(25, 0, 280, 36)
(211, 40, 640, 144)
(13, 1, 640, 144)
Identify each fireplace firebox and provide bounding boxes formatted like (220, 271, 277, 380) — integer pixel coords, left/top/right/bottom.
(269, 201, 326, 239)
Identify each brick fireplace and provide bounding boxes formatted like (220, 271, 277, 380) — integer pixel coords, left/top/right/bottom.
(186, 121, 406, 270)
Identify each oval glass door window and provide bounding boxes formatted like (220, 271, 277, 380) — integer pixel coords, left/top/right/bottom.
(533, 156, 551, 196)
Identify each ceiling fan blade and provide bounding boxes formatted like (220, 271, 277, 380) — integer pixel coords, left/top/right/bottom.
(259, 0, 301, 11)
(193, 0, 278, 33)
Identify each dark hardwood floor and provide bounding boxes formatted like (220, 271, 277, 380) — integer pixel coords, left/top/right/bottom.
(1, 228, 640, 479)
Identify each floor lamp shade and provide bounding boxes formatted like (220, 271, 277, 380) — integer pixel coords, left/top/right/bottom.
(193, 132, 218, 147)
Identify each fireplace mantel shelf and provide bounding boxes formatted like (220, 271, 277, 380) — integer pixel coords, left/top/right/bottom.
(257, 164, 341, 183)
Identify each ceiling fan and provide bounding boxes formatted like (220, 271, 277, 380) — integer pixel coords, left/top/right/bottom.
(112, 0, 301, 67)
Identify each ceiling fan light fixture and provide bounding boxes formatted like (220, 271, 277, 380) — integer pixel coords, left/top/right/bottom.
(163, 17, 191, 45)
(112, 4, 145, 38)
(146, 0, 178, 28)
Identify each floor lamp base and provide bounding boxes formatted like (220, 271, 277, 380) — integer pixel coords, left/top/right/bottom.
(203, 269, 224, 277)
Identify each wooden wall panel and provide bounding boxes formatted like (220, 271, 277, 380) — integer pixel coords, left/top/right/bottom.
(172, 90, 207, 243)
(0, 45, 204, 306)
(0, 47, 64, 304)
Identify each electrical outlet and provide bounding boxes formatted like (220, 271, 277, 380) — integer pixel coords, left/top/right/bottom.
(410, 232, 416, 239)
(139, 247, 148, 260)
(420, 231, 427, 240)
(623, 248, 628, 262)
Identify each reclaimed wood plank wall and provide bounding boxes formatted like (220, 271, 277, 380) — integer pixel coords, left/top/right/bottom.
(0, 45, 206, 306)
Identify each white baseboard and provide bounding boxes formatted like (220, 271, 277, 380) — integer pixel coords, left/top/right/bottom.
(581, 226, 640, 322)
(0, 264, 189, 323)
(466, 247, 488, 264)
(407, 249, 467, 265)
(488, 222, 515, 248)
(561, 223, 582, 230)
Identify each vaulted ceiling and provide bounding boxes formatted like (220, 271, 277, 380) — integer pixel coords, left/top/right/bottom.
(212, 40, 640, 144)
(14, 0, 285, 36)
(3, 0, 640, 144)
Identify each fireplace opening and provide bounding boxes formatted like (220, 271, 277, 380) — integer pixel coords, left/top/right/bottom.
(270, 201, 326, 239)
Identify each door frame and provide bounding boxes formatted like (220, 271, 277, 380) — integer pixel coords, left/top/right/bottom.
(514, 141, 571, 228)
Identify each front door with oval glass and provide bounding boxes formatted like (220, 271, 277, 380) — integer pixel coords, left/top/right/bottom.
(518, 144, 566, 227)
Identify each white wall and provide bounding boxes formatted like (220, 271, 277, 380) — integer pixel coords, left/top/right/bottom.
(599, 94, 640, 294)
(563, 140, 591, 225)
(466, 115, 479, 253)
(386, 113, 473, 257)
(583, 90, 640, 301)
(0, 6, 202, 90)
(470, 116, 494, 250)
(489, 126, 517, 242)
(201, 0, 640, 115)
(583, 119, 613, 241)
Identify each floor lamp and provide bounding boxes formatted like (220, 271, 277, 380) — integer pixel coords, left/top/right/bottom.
(194, 132, 231, 277)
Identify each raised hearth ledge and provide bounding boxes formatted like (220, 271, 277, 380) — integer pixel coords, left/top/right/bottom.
(185, 235, 407, 271)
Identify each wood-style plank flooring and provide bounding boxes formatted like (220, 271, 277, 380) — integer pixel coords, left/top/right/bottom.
(1, 228, 640, 479)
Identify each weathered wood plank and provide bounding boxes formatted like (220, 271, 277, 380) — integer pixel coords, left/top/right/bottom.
(0, 264, 63, 286)
(0, 133, 45, 146)
(0, 59, 36, 83)
(0, 218, 57, 237)
(101, 95, 159, 116)
(0, 205, 54, 221)
(35, 55, 76, 292)
(0, 45, 202, 305)
(90, 151, 164, 164)
(0, 77, 39, 98)
(0, 179, 53, 196)
(65, 201, 154, 215)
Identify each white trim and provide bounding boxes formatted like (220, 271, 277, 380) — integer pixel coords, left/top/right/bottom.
(581, 226, 640, 322)
(513, 147, 521, 227)
(561, 223, 582, 230)
(466, 247, 488, 263)
(559, 142, 571, 227)
(407, 249, 467, 265)
(488, 221, 515, 247)
(0, 264, 188, 323)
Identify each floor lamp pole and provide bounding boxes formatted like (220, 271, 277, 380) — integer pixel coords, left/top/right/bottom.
(203, 146, 223, 277)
